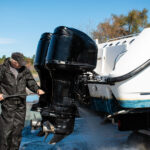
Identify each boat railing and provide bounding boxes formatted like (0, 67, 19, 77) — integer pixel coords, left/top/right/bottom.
(106, 33, 139, 42)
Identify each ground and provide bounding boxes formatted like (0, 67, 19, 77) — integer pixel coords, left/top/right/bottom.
(20, 103, 142, 150)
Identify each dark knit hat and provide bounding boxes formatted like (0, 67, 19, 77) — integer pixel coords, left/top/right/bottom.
(11, 52, 26, 66)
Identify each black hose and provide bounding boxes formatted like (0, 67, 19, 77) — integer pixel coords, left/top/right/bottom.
(3, 93, 38, 99)
(106, 59, 150, 84)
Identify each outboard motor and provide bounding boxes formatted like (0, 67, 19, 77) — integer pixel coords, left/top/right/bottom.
(41, 26, 98, 144)
(31, 32, 52, 111)
(30, 33, 53, 133)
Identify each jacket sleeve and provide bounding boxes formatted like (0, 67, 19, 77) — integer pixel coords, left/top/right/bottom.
(25, 68, 40, 93)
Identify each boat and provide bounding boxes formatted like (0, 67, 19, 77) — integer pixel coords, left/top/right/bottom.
(31, 27, 150, 143)
(88, 27, 150, 131)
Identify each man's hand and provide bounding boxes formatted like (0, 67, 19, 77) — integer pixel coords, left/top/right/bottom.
(37, 89, 45, 96)
(0, 94, 4, 101)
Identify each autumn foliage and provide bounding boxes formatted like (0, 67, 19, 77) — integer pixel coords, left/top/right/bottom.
(92, 9, 150, 43)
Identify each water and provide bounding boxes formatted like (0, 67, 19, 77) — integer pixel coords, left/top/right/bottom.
(20, 97, 150, 150)
(25, 95, 41, 126)
(26, 95, 39, 102)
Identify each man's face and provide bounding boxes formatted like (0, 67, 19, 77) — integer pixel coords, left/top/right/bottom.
(10, 59, 21, 69)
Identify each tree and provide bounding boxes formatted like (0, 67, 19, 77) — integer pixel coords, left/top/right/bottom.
(2, 55, 6, 59)
(125, 8, 150, 33)
(31, 55, 35, 64)
(92, 8, 150, 43)
(0, 55, 6, 64)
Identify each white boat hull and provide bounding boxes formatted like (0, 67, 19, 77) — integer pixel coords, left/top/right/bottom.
(89, 28, 150, 111)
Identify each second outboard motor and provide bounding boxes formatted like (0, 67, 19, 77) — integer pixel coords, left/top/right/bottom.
(32, 32, 52, 111)
(42, 26, 98, 144)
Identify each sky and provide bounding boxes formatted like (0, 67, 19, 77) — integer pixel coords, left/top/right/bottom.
(0, 0, 150, 57)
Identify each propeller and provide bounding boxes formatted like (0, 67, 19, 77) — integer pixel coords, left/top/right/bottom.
(43, 121, 55, 142)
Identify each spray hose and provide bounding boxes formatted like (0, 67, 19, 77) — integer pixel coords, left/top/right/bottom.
(2, 93, 39, 100)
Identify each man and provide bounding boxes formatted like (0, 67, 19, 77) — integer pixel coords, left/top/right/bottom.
(0, 52, 45, 150)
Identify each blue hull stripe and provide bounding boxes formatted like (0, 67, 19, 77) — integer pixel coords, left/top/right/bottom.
(90, 98, 119, 114)
(90, 98, 150, 114)
(118, 99, 150, 108)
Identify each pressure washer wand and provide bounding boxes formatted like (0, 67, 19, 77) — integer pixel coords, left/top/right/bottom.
(3, 93, 38, 99)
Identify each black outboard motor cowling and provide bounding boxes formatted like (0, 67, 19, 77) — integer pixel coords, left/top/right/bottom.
(46, 26, 97, 72)
(32, 32, 52, 109)
(40, 26, 98, 144)
(34, 33, 52, 67)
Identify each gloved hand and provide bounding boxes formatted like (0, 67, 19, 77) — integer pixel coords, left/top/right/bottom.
(0, 94, 4, 101)
(37, 89, 45, 96)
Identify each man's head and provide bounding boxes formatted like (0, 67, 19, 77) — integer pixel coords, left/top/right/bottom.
(10, 52, 26, 69)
